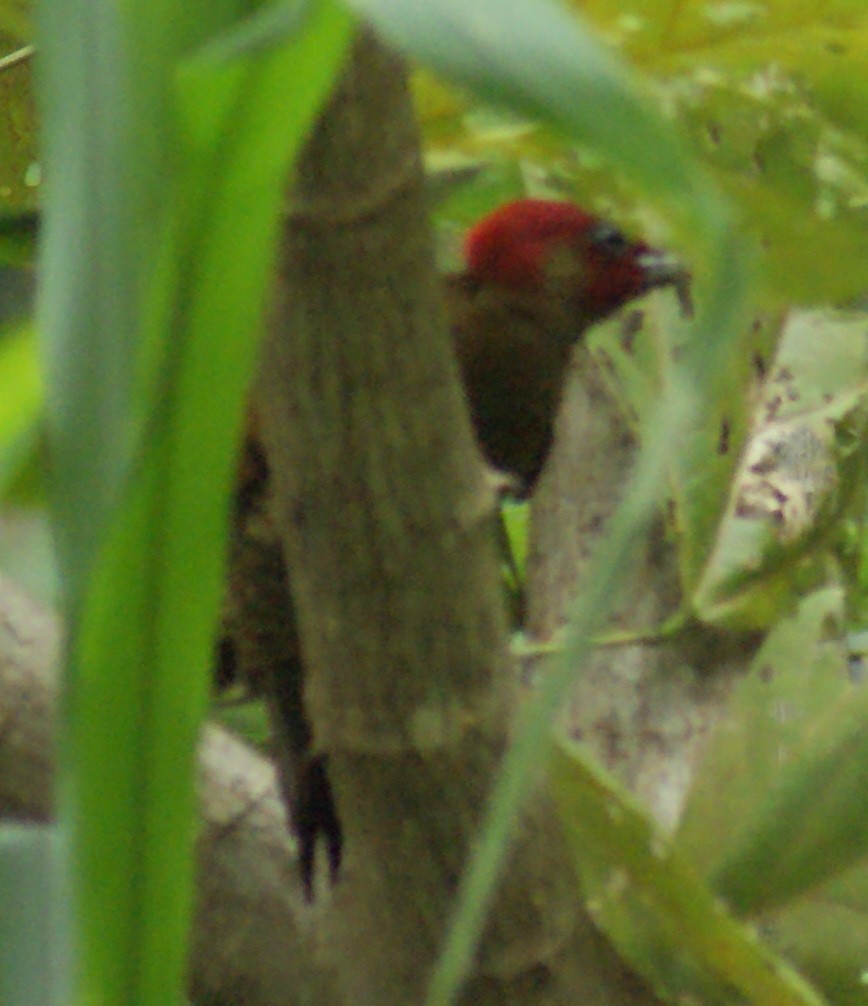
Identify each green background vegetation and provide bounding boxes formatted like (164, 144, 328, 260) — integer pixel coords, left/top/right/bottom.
(0, 0, 865, 1004)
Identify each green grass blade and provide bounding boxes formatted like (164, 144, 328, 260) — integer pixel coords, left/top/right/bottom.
(36, 0, 352, 1002)
(34, 0, 143, 587)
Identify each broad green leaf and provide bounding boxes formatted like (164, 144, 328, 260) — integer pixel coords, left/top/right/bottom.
(709, 682, 868, 918)
(550, 739, 828, 1006)
(662, 306, 772, 594)
(570, 0, 868, 304)
(678, 586, 851, 878)
(677, 584, 868, 1006)
(762, 867, 868, 1006)
(591, 289, 767, 592)
(690, 310, 868, 628)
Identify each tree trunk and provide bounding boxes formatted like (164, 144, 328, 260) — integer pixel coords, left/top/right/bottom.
(0, 573, 340, 1006)
(526, 325, 755, 831)
(256, 27, 655, 1006)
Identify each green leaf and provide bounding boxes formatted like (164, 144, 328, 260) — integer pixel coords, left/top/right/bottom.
(564, 0, 868, 305)
(690, 310, 868, 628)
(678, 585, 868, 1005)
(36, 0, 353, 1003)
(762, 868, 868, 1006)
(678, 586, 851, 880)
(0, 322, 40, 497)
(352, 0, 723, 246)
(188, 0, 310, 62)
(35, 0, 147, 587)
(550, 740, 828, 1006)
(709, 684, 868, 917)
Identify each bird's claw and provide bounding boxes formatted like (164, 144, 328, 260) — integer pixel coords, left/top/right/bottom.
(293, 754, 343, 902)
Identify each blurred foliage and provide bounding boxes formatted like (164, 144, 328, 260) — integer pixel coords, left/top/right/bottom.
(0, 209, 37, 266)
(0, 1, 865, 1005)
(420, 0, 868, 305)
(0, 3, 29, 42)
(552, 737, 828, 1006)
(0, 321, 42, 522)
(4, 2, 866, 293)
(676, 585, 868, 1005)
(554, 579, 868, 1006)
(689, 309, 868, 629)
(0, 42, 36, 216)
(32, 0, 352, 1002)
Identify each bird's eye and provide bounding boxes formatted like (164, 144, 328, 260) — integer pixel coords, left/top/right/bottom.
(590, 224, 631, 256)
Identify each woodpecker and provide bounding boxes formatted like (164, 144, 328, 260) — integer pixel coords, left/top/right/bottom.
(220, 198, 685, 898)
(448, 198, 684, 494)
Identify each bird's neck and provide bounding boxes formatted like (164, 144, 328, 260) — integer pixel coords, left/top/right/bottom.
(445, 273, 590, 351)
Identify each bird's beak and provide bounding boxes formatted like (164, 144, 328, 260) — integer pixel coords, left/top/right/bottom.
(637, 250, 692, 316)
(637, 249, 685, 288)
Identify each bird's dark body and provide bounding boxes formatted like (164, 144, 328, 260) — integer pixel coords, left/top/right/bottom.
(447, 273, 581, 496)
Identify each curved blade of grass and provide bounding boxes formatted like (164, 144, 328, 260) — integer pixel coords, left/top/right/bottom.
(352, 0, 721, 245)
(35, 0, 141, 588)
(37, 1, 352, 1003)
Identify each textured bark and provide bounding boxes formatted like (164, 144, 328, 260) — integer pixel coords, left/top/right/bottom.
(256, 27, 655, 1006)
(0, 573, 341, 1006)
(525, 323, 755, 830)
(525, 342, 638, 641)
(0, 574, 56, 822)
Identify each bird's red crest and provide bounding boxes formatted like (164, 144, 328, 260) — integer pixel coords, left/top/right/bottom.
(463, 199, 597, 289)
(462, 198, 677, 322)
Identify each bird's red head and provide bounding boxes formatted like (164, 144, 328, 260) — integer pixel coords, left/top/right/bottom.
(463, 198, 680, 324)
